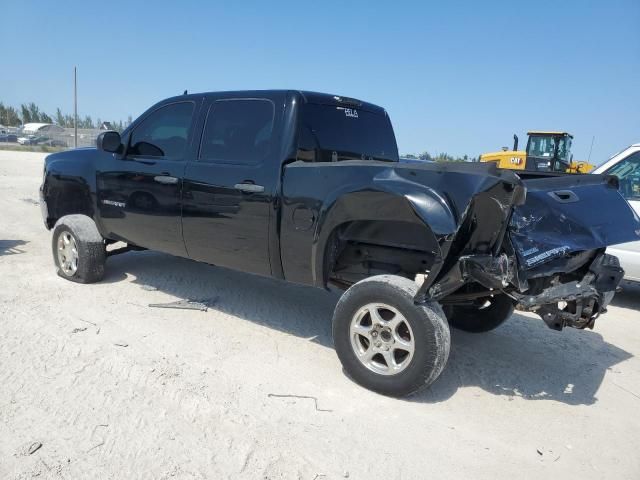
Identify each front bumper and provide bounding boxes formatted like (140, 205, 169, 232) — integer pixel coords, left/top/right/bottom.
(512, 253, 624, 330)
(39, 186, 49, 229)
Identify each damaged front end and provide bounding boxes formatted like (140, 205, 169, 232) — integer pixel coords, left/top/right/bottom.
(417, 172, 640, 331)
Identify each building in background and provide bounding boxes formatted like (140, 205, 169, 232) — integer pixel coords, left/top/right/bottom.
(21, 123, 65, 135)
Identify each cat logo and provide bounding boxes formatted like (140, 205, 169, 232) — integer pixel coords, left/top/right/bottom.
(510, 157, 523, 165)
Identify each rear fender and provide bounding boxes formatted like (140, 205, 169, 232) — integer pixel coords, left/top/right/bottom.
(315, 166, 525, 289)
(314, 190, 444, 287)
(414, 178, 526, 301)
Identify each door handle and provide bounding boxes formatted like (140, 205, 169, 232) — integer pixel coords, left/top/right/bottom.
(154, 175, 179, 185)
(234, 182, 265, 193)
(548, 190, 579, 203)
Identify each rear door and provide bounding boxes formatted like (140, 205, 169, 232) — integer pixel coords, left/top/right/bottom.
(181, 93, 285, 276)
(97, 100, 199, 256)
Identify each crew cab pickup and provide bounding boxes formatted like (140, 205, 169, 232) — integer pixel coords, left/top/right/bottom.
(40, 90, 640, 396)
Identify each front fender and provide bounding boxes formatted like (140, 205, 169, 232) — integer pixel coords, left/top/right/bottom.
(41, 148, 100, 229)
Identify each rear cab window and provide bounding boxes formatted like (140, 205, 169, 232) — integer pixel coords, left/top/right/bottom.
(297, 102, 398, 163)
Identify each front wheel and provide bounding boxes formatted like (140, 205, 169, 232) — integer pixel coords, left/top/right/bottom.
(52, 215, 106, 284)
(332, 275, 450, 397)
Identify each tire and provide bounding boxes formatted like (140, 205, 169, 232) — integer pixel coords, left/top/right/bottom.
(332, 275, 451, 397)
(52, 214, 106, 284)
(446, 294, 514, 333)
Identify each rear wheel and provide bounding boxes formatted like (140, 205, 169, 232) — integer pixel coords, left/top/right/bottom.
(332, 275, 450, 397)
(446, 294, 514, 333)
(52, 215, 106, 284)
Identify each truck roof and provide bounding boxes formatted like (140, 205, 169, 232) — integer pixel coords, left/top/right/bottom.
(527, 131, 573, 138)
(167, 90, 388, 115)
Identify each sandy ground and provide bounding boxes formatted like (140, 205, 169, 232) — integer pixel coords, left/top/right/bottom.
(1, 150, 639, 480)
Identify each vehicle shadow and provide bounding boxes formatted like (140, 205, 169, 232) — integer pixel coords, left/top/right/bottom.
(610, 280, 640, 310)
(104, 250, 633, 406)
(0, 239, 28, 256)
(414, 314, 631, 405)
(103, 250, 338, 345)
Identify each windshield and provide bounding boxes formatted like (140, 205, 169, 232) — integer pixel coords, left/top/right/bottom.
(297, 103, 398, 162)
(605, 151, 640, 201)
(527, 135, 572, 172)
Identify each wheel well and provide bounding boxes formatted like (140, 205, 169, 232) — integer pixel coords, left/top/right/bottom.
(324, 220, 438, 289)
(47, 184, 93, 229)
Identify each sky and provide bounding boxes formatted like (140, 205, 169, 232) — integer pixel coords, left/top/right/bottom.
(1, 0, 638, 164)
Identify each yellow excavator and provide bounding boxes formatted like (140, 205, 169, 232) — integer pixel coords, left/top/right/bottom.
(480, 131, 595, 173)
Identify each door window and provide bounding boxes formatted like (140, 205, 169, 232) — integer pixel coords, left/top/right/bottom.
(605, 151, 640, 201)
(128, 102, 195, 159)
(199, 99, 275, 165)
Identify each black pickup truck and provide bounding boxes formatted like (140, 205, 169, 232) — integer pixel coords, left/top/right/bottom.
(40, 90, 640, 396)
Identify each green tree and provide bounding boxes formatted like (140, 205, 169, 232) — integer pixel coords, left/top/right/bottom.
(21, 104, 31, 124)
(402, 150, 474, 163)
(0, 103, 7, 126)
(5, 106, 20, 126)
(27, 102, 41, 123)
(55, 108, 66, 126)
(110, 120, 125, 133)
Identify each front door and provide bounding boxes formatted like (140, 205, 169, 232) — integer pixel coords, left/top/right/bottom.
(97, 100, 199, 256)
(181, 95, 283, 276)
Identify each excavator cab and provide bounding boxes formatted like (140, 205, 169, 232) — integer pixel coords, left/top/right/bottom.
(525, 131, 573, 172)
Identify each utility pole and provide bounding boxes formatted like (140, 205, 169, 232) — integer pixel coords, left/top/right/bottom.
(587, 135, 595, 164)
(74, 66, 78, 148)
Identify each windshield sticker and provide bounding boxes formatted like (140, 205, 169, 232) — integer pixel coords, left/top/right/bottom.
(344, 108, 358, 119)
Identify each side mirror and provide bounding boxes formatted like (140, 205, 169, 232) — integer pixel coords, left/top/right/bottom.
(97, 131, 122, 153)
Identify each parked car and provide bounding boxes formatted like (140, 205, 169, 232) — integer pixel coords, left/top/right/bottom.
(18, 135, 53, 145)
(593, 144, 640, 282)
(33, 135, 51, 145)
(0, 133, 18, 143)
(17, 135, 36, 145)
(41, 138, 68, 147)
(39, 90, 640, 397)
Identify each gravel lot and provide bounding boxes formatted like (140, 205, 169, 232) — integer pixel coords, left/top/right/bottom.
(1, 151, 639, 479)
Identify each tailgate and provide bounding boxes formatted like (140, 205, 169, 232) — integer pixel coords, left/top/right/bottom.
(510, 174, 640, 270)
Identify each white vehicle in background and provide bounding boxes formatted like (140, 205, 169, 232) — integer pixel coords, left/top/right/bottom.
(594, 144, 640, 282)
(17, 135, 36, 145)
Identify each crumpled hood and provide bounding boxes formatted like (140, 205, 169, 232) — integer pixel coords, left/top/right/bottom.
(510, 175, 640, 270)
